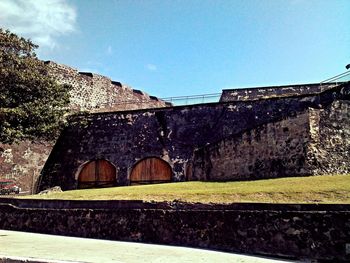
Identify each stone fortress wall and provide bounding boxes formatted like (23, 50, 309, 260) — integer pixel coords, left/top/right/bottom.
(0, 62, 168, 191)
(1, 58, 348, 193)
(38, 81, 350, 191)
(192, 100, 350, 181)
(192, 111, 312, 181)
(45, 61, 168, 112)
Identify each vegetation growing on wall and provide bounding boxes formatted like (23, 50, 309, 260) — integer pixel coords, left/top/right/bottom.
(0, 28, 71, 143)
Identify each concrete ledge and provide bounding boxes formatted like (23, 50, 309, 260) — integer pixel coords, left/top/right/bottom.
(1, 198, 350, 211)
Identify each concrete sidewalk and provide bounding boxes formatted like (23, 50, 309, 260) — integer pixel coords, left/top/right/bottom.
(0, 230, 295, 263)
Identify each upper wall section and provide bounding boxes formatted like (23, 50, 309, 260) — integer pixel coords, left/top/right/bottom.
(220, 83, 336, 102)
(45, 61, 169, 112)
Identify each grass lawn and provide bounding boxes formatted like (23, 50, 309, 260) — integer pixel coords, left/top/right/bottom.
(24, 174, 350, 204)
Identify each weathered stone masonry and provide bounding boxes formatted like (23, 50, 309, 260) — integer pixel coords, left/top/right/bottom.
(0, 62, 167, 191)
(45, 61, 167, 112)
(38, 82, 350, 191)
(192, 111, 311, 181)
(192, 99, 350, 181)
(0, 199, 349, 261)
(220, 83, 330, 102)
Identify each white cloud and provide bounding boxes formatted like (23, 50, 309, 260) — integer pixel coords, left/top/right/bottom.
(146, 64, 157, 71)
(106, 45, 113, 55)
(0, 0, 76, 49)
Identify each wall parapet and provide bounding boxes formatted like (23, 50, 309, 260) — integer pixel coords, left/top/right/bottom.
(44, 60, 167, 112)
(220, 83, 337, 102)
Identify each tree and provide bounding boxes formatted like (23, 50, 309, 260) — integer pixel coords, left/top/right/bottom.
(0, 28, 71, 143)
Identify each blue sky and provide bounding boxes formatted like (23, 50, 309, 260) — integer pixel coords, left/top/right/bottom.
(0, 0, 349, 97)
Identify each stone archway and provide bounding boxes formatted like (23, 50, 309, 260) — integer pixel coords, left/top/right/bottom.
(78, 159, 116, 189)
(130, 157, 172, 185)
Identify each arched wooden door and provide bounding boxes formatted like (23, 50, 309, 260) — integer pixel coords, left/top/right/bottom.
(130, 157, 172, 185)
(78, 160, 116, 189)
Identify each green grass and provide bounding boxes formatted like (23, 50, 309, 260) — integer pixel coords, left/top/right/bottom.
(23, 174, 350, 204)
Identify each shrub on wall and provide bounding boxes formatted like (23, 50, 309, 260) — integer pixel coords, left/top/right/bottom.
(0, 28, 71, 143)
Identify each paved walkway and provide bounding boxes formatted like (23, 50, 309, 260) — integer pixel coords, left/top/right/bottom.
(0, 230, 295, 263)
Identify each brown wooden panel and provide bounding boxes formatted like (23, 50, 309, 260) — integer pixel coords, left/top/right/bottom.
(130, 158, 171, 185)
(96, 159, 116, 187)
(78, 160, 116, 189)
(79, 162, 96, 182)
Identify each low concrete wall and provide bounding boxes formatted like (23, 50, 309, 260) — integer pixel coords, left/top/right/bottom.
(0, 198, 349, 261)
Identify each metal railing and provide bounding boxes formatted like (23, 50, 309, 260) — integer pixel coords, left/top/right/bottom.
(86, 93, 221, 109)
(161, 93, 221, 106)
(320, 70, 350, 85)
(153, 70, 350, 106)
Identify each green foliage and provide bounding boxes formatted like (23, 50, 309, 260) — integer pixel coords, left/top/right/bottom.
(0, 28, 71, 143)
